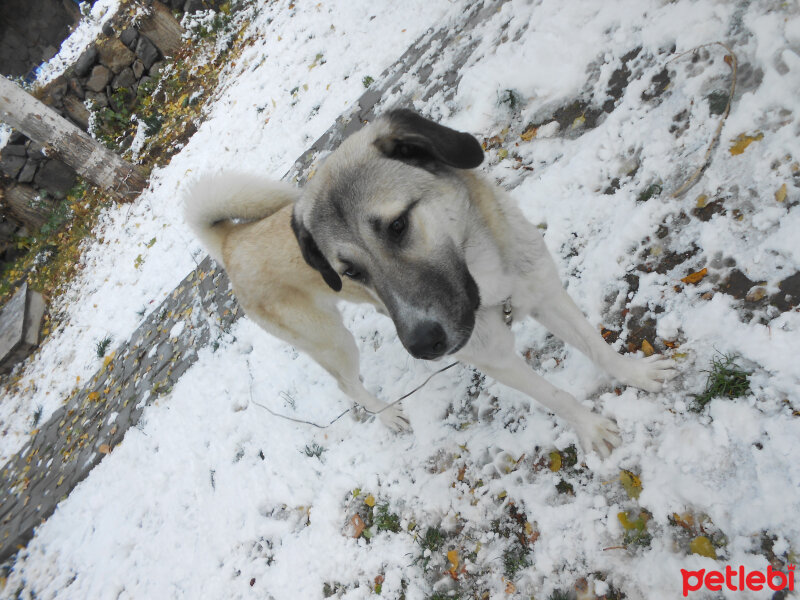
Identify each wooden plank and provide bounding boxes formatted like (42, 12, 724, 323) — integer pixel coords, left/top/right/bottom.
(0, 76, 148, 201)
(0, 283, 28, 370)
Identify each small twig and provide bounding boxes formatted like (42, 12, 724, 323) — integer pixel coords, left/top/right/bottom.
(668, 42, 738, 198)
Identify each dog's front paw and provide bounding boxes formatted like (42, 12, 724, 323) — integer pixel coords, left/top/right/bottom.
(377, 403, 411, 432)
(573, 412, 621, 459)
(614, 354, 678, 393)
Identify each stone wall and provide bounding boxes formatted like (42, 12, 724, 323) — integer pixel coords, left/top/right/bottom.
(1, 0, 225, 264)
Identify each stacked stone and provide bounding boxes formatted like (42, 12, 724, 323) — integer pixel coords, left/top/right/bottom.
(0, 132, 76, 263)
(59, 31, 166, 130)
(1, 0, 209, 261)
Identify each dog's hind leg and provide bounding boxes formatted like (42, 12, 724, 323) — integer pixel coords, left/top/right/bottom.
(456, 311, 621, 457)
(247, 304, 410, 432)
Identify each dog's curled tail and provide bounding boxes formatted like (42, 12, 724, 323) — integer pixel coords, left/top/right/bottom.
(183, 172, 299, 265)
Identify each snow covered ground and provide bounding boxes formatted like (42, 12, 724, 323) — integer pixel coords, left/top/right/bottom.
(3, 0, 800, 598)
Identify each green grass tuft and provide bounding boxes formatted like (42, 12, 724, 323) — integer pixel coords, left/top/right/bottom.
(303, 442, 325, 459)
(692, 353, 750, 411)
(502, 545, 530, 578)
(95, 336, 112, 358)
(374, 503, 401, 533)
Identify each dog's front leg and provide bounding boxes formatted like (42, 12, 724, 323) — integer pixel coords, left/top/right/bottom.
(522, 258, 678, 392)
(455, 312, 621, 457)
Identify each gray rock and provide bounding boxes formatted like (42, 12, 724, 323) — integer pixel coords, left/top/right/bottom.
(85, 65, 112, 92)
(170, 0, 184, 10)
(86, 91, 109, 109)
(137, 75, 153, 92)
(112, 67, 137, 91)
(135, 35, 160, 70)
(120, 27, 139, 50)
(73, 46, 98, 77)
(26, 142, 45, 160)
(102, 20, 115, 37)
(132, 59, 146, 80)
(41, 45, 58, 62)
(0, 152, 26, 179)
(34, 161, 76, 199)
(2, 144, 27, 157)
(97, 38, 136, 74)
(149, 60, 166, 79)
(183, 0, 204, 12)
(108, 87, 136, 112)
(68, 77, 85, 100)
(17, 160, 38, 184)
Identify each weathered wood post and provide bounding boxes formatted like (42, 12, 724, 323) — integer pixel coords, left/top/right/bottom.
(0, 76, 147, 201)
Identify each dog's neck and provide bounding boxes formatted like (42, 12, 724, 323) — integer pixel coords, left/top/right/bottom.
(460, 172, 519, 309)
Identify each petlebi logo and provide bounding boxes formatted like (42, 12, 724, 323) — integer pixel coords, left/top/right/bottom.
(681, 564, 795, 596)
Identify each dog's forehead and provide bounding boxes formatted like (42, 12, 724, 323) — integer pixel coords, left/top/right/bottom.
(308, 161, 427, 227)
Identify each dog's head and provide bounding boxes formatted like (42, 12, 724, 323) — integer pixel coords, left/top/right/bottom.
(291, 110, 484, 360)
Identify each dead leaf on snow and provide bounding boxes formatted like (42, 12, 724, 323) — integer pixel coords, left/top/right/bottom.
(681, 268, 708, 285)
(620, 470, 642, 499)
(520, 126, 537, 141)
(729, 132, 764, 156)
(690, 535, 717, 559)
(775, 183, 787, 202)
(351, 514, 366, 538)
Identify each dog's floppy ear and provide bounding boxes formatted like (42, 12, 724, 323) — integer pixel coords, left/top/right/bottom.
(291, 211, 342, 292)
(375, 109, 484, 170)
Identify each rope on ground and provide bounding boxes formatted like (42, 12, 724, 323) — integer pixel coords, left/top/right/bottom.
(247, 358, 459, 429)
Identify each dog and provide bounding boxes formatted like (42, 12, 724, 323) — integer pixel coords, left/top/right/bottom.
(183, 109, 677, 457)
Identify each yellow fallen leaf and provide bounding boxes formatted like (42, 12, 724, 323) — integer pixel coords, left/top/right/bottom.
(549, 451, 562, 472)
(364, 494, 376, 507)
(672, 512, 695, 529)
(690, 535, 717, 559)
(641, 339, 655, 357)
(620, 470, 642, 499)
(681, 268, 708, 285)
(447, 549, 459, 569)
(520, 127, 537, 141)
(98, 444, 111, 454)
(505, 578, 516, 594)
(775, 183, 787, 203)
(729, 132, 764, 156)
(695, 194, 708, 208)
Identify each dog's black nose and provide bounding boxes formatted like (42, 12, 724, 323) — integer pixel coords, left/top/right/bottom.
(406, 321, 447, 360)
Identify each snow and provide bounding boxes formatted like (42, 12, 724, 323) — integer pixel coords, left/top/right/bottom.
(35, 0, 122, 85)
(3, 0, 800, 598)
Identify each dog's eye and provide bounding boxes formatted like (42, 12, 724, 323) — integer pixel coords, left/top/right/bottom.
(342, 265, 363, 280)
(388, 215, 407, 240)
